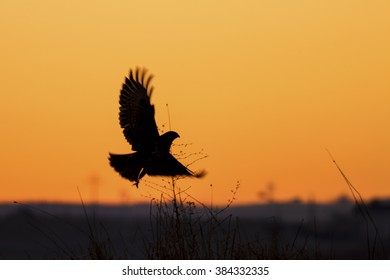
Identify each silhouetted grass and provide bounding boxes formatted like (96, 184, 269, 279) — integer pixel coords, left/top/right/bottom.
(9, 152, 389, 259)
(139, 178, 325, 260)
(13, 177, 319, 259)
(327, 150, 387, 259)
(143, 178, 240, 259)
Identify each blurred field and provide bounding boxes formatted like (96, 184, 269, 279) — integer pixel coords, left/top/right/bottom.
(1, 197, 389, 259)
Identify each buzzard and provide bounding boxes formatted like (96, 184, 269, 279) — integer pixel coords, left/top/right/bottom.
(109, 68, 205, 187)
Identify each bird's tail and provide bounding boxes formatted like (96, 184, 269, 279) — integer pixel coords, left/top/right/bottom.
(108, 153, 144, 187)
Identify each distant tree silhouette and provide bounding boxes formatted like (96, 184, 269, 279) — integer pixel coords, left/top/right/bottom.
(109, 68, 205, 187)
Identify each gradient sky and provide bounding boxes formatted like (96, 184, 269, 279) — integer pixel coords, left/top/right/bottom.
(1, 1, 390, 205)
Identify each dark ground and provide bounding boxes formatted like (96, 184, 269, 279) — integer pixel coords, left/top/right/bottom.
(1, 199, 389, 259)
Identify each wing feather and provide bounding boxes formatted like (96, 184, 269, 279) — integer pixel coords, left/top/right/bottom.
(119, 68, 159, 151)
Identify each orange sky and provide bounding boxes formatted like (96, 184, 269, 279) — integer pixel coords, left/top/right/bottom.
(1, 1, 390, 205)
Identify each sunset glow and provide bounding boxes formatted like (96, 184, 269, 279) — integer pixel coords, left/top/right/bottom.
(1, 1, 390, 205)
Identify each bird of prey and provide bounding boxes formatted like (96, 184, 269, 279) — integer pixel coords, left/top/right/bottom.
(109, 68, 205, 187)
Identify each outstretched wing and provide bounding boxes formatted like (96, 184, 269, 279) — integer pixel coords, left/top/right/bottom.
(119, 68, 159, 151)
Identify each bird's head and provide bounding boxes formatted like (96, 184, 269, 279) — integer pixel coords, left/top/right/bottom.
(158, 131, 180, 151)
(161, 131, 180, 143)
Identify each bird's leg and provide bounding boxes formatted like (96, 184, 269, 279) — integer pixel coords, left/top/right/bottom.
(135, 168, 146, 188)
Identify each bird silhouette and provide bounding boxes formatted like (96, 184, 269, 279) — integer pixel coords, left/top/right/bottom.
(109, 68, 205, 187)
